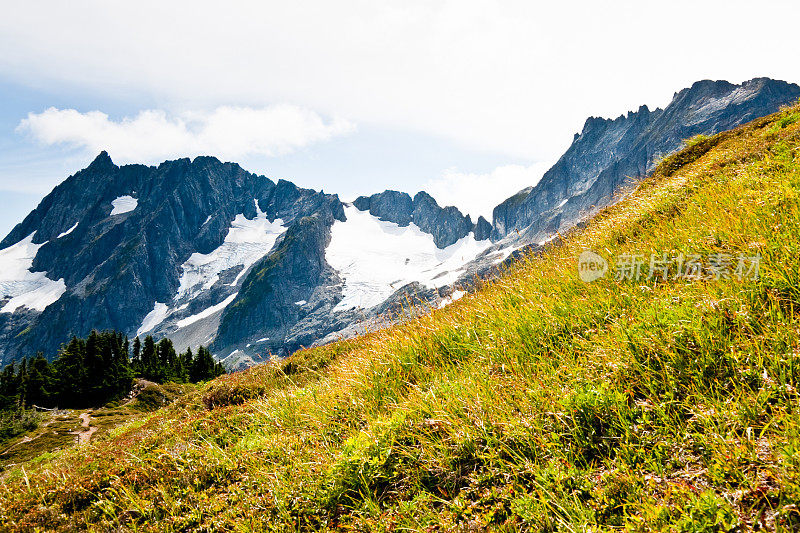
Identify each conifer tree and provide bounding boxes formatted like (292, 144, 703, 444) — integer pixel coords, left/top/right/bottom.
(25, 353, 53, 407)
(141, 336, 157, 381)
(0, 362, 18, 411)
(54, 337, 87, 407)
(131, 336, 142, 372)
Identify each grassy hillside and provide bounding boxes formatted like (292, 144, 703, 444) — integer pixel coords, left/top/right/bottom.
(0, 380, 193, 470)
(3, 102, 800, 531)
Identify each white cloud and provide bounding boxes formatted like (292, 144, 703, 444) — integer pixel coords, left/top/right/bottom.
(423, 161, 552, 221)
(16, 105, 355, 164)
(1, 2, 798, 162)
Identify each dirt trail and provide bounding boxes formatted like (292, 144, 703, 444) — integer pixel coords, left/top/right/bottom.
(120, 378, 155, 406)
(76, 412, 97, 445)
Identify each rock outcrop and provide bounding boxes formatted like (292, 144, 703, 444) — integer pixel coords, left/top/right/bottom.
(353, 190, 485, 248)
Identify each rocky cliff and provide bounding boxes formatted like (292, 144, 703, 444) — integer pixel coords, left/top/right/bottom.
(491, 78, 800, 242)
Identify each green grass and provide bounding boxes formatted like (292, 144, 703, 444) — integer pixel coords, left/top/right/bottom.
(130, 381, 194, 412)
(2, 102, 800, 531)
(0, 413, 81, 468)
(0, 382, 195, 472)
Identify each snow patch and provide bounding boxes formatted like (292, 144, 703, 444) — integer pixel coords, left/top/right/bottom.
(110, 195, 138, 215)
(256, 337, 269, 343)
(175, 292, 238, 329)
(326, 206, 492, 311)
(221, 349, 246, 365)
(491, 245, 517, 265)
(556, 198, 569, 209)
(538, 234, 558, 246)
(295, 300, 307, 306)
(137, 302, 169, 336)
(57, 222, 79, 238)
(0, 233, 66, 313)
(176, 200, 285, 300)
(2, 278, 66, 313)
(436, 290, 466, 309)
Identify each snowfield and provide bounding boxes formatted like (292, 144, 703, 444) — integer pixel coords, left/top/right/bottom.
(110, 195, 138, 215)
(176, 292, 238, 329)
(135, 200, 286, 338)
(0, 233, 66, 313)
(137, 302, 169, 337)
(176, 200, 285, 301)
(326, 206, 492, 311)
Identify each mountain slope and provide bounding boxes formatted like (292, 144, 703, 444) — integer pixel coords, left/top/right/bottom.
(3, 99, 800, 530)
(0, 154, 342, 360)
(211, 190, 494, 365)
(491, 77, 800, 243)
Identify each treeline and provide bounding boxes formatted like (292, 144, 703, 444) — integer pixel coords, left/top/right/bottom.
(0, 330, 225, 411)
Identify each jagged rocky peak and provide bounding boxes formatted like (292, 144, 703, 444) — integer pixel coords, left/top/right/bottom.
(0, 151, 345, 362)
(473, 216, 492, 241)
(352, 189, 413, 226)
(87, 150, 117, 171)
(491, 77, 800, 242)
(411, 191, 474, 248)
(671, 78, 746, 103)
(352, 189, 489, 247)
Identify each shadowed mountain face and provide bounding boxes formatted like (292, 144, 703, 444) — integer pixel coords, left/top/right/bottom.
(491, 78, 800, 242)
(353, 190, 486, 248)
(0, 154, 347, 363)
(1, 77, 797, 368)
(0, 154, 487, 367)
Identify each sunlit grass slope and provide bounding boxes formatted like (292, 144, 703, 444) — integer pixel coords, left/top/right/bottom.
(3, 103, 800, 531)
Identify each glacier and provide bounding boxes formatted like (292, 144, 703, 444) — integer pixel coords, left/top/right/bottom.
(326, 205, 492, 311)
(0, 233, 66, 313)
(176, 200, 285, 301)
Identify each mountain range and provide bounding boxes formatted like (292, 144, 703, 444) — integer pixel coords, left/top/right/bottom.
(1, 77, 798, 368)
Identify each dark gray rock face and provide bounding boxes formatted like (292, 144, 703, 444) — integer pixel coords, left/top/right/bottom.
(491, 78, 800, 242)
(473, 216, 492, 241)
(353, 190, 414, 226)
(353, 190, 483, 248)
(372, 281, 439, 317)
(0, 153, 341, 362)
(411, 192, 474, 248)
(212, 208, 343, 358)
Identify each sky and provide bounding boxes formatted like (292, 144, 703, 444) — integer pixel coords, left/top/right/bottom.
(1, 0, 799, 238)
